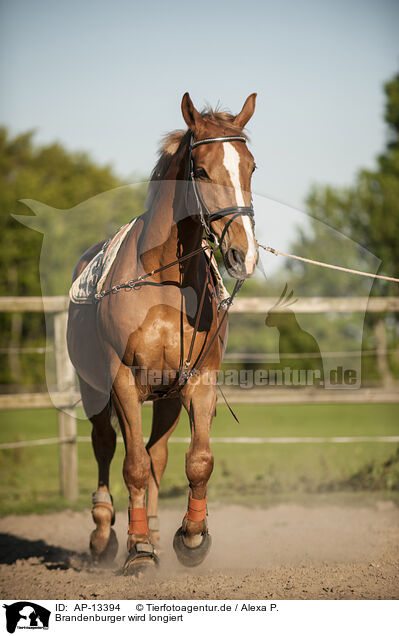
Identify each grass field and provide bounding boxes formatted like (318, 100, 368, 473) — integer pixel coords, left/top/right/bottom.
(0, 403, 398, 515)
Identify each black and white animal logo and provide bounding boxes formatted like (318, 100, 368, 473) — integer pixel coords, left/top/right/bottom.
(3, 602, 50, 633)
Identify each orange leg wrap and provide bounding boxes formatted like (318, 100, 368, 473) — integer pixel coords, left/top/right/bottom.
(128, 508, 149, 535)
(185, 496, 207, 522)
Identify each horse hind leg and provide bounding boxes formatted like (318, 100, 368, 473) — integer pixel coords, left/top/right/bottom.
(90, 487, 118, 565)
(146, 397, 182, 548)
(79, 378, 118, 564)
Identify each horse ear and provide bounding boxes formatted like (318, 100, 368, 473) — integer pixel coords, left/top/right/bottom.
(233, 93, 257, 129)
(181, 92, 203, 132)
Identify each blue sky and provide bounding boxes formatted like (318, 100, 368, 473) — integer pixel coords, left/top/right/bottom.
(1, 0, 398, 256)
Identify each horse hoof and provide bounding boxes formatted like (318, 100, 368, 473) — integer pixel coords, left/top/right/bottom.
(123, 542, 159, 577)
(173, 527, 211, 567)
(90, 528, 118, 565)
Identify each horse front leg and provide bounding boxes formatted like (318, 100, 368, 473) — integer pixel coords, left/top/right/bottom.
(173, 382, 215, 567)
(111, 362, 157, 575)
(146, 397, 182, 548)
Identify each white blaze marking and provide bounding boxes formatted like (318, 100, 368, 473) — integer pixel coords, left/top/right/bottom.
(223, 142, 245, 206)
(223, 143, 257, 272)
(242, 214, 257, 271)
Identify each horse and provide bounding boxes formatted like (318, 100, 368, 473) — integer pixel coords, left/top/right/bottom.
(67, 92, 258, 574)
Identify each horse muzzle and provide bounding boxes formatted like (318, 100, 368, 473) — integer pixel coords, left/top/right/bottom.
(224, 245, 258, 279)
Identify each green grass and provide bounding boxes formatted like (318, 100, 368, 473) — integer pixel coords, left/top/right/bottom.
(0, 403, 398, 515)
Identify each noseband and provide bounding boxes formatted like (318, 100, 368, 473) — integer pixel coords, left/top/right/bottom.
(187, 134, 255, 248)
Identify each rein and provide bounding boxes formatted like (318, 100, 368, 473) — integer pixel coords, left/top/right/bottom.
(95, 133, 254, 398)
(94, 245, 205, 301)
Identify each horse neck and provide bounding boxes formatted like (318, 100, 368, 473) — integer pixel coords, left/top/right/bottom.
(137, 138, 203, 275)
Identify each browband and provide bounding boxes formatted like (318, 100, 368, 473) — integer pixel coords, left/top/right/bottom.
(190, 136, 247, 149)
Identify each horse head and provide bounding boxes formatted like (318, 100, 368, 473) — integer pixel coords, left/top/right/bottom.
(181, 92, 258, 279)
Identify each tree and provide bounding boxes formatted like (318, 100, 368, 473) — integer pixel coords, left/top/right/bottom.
(0, 128, 146, 385)
(280, 70, 399, 386)
(286, 71, 399, 297)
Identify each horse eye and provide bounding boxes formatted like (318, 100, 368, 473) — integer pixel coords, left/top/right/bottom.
(252, 163, 257, 173)
(195, 166, 209, 179)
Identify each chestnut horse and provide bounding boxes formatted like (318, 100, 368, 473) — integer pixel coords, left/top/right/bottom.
(67, 92, 258, 574)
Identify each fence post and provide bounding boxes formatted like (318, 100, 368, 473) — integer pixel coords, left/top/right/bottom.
(54, 309, 78, 501)
(374, 318, 395, 388)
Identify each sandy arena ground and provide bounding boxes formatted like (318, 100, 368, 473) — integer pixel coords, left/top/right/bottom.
(0, 500, 398, 599)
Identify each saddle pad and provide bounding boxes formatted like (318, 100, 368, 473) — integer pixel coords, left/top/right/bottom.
(69, 217, 229, 304)
(69, 218, 137, 304)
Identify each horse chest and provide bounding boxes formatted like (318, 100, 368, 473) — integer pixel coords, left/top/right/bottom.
(100, 285, 211, 370)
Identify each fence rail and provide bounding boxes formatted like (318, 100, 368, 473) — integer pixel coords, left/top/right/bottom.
(1, 434, 399, 451)
(0, 295, 398, 501)
(0, 387, 398, 411)
(1, 295, 399, 313)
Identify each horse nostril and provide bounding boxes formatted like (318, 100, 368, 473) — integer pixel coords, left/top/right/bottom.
(227, 249, 244, 268)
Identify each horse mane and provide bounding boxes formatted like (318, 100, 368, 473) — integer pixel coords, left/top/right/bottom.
(145, 108, 248, 210)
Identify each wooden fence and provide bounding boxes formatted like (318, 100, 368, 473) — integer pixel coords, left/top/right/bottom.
(0, 297, 79, 501)
(0, 295, 398, 501)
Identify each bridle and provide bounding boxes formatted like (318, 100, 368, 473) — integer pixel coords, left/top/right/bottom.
(187, 134, 255, 249)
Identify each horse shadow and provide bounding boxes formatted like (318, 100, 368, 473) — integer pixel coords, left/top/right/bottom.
(265, 285, 324, 386)
(0, 532, 88, 570)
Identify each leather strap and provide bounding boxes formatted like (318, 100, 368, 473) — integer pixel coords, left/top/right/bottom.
(92, 490, 114, 517)
(128, 508, 149, 535)
(123, 542, 159, 571)
(186, 496, 207, 522)
(183, 255, 212, 373)
(148, 516, 160, 532)
(92, 490, 113, 505)
(191, 136, 246, 149)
